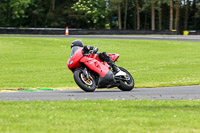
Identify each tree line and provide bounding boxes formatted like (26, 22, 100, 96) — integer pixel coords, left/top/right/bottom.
(0, 0, 200, 32)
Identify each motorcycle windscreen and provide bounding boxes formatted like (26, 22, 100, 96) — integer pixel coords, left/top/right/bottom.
(70, 46, 82, 58)
(67, 47, 83, 70)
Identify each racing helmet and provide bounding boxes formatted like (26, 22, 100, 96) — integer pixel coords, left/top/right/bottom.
(71, 40, 84, 48)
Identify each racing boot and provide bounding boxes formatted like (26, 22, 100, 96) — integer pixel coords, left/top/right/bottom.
(115, 70, 127, 77)
(109, 62, 126, 77)
(99, 52, 126, 77)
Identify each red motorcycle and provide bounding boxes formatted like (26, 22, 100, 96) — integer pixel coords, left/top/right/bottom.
(67, 47, 134, 92)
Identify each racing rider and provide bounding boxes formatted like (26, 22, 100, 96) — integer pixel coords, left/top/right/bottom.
(70, 40, 126, 76)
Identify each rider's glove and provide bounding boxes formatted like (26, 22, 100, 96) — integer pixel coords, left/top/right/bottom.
(90, 47, 98, 54)
(83, 45, 98, 55)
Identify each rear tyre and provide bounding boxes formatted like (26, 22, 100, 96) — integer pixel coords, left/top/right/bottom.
(117, 67, 134, 91)
(74, 69, 96, 92)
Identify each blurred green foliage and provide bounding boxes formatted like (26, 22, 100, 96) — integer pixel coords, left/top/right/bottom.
(0, 0, 200, 30)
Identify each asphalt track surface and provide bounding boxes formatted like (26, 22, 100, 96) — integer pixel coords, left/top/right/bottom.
(1, 35, 200, 101)
(1, 34, 200, 41)
(0, 86, 200, 101)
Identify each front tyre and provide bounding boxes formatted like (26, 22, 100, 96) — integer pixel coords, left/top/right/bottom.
(118, 67, 134, 91)
(74, 69, 96, 92)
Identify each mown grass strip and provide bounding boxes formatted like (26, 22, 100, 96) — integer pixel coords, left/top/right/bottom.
(0, 100, 200, 133)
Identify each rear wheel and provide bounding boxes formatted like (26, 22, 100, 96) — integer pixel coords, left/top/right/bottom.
(74, 69, 96, 92)
(117, 67, 134, 91)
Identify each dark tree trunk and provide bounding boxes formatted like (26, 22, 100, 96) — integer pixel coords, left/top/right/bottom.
(158, 4, 162, 31)
(151, 2, 155, 30)
(52, 0, 55, 10)
(184, 0, 189, 30)
(192, 0, 197, 29)
(134, 6, 137, 29)
(175, 0, 180, 31)
(169, 0, 173, 30)
(118, 3, 122, 29)
(6, 0, 11, 26)
(135, 0, 140, 30)
(124, 0, 128, 30)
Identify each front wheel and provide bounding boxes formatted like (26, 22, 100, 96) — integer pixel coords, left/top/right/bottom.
(117, 67, 134, 91)
(74, 69, 96, 92)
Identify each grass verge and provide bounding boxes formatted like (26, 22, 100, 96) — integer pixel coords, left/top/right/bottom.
(0, 37, 200, 88)
(0, 100, 200, 133)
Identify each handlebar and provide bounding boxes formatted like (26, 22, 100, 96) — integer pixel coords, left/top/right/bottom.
(83, 50, 97, 56)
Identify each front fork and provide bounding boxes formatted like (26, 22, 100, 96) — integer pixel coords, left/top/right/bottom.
(82, 67, 89, 79)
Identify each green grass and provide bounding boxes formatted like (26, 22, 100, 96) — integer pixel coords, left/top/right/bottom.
(0, 100, 200, 133)
(0, 37, 200, 88)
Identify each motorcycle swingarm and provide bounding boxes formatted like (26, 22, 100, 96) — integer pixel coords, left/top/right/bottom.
(114, 76, 130, 82)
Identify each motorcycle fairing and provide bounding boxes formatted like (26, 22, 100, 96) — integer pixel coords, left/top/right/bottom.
(97, 70, 115, 88)
(89, 53, 119, 62)
(80, 56, 110, 77)
(108, 53, 119, 62)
